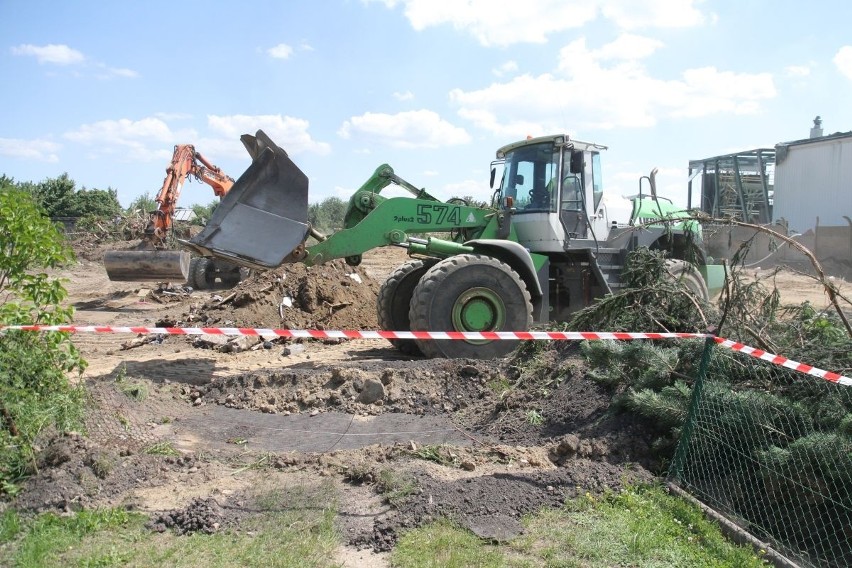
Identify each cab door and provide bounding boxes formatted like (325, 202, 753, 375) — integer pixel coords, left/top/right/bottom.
(559, 149, 587, 239)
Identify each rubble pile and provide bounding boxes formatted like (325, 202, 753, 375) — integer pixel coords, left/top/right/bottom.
(173, 259, 381, 333)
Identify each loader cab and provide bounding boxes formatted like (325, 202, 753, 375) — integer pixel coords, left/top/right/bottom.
(495, 135, 607, 252)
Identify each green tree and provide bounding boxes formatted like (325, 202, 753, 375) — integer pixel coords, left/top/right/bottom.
(126, 192, 158, 216)
(0, 187, 85, 493)
(68, 188, 122, 218)
(190, 200, 219, 226)
(308, 196, 346, 233)
(32, 173, 76, 218)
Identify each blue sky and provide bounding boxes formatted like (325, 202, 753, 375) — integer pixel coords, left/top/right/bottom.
(1, 0, 851, 209)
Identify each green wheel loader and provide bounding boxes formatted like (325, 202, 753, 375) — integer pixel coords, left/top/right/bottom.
(181, 130, 724, 359)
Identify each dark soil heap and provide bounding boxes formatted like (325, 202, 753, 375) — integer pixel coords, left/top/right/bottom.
(179, 259, 380, 331)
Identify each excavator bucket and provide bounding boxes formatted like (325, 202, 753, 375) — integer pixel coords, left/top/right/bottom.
(104, 249, 191, 282)
(180, 130, 310, 270)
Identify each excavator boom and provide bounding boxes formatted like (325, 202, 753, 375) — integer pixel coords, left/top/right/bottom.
(104, 144, 235, 282)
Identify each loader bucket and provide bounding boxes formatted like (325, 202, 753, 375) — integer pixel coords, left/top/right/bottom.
(104, 249, 191, 282)
(180, 130, 310, 270)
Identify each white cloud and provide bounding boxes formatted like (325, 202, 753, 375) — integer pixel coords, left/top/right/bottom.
(267, 43, 294, 59)
(784, 65, 811, 78)
(63, 117, 195, 161)
(0, 138, 61, 162)
(11, 43, 84, 65)
(600, 0, 706, 30)
(11, 43, 139, 79)
(393, 90, 415, 101)
(104, 66, 139, 78)
(207, 114, 331, 155)
(441, 178, 491, 202)
(592, 33, 664, 60)
(452, 35, 776, 134)
(385, 0, 597, 46)
(369, 0, 707, 46)
(492, 60, 519, 77)
(834, 46, 852, 80)
(338, 110, 471, 148)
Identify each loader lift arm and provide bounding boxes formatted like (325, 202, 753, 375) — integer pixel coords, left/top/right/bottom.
(182, 131, 519, 272)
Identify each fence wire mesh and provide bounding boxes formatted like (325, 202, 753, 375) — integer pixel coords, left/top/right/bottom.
(669, 338, 852, 567)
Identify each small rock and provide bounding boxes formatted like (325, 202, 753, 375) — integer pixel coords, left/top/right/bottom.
(281, 343, 306, 356)
(357, 378, 386, 405)
(459, 365, 479, 377)
(460, 461, 476, 471)
(554, 434, 580, 456)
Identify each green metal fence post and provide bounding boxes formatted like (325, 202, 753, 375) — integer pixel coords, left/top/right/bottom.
(668, 328, 717, 483)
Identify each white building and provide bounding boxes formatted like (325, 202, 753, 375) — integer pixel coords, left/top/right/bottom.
(773, 121, 852, 233)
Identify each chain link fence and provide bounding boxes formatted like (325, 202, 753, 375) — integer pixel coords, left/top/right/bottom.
(668, 337, 852, 567)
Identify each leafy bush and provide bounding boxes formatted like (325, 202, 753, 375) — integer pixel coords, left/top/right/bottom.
(308, 196, 346, 234)
(0, 186, 86, 493)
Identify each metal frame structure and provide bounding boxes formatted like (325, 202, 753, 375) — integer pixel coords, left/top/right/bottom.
(688, 149, 776, 224)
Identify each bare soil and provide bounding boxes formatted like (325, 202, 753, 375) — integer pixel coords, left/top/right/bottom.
(11, 242, 845, 565)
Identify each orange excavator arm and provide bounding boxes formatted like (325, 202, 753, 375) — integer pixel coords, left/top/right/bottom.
(145, 144, 234, 246)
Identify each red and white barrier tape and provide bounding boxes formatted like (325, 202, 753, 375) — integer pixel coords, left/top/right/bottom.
(713, 338, 852, 386)
(2, 325, 849, 387)
(0, 325, 706, 341)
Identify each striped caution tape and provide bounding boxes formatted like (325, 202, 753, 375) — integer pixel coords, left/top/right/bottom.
(713, 337, 852, 386)
(0, 325, 707, 341)
(1, 325, 849, 387)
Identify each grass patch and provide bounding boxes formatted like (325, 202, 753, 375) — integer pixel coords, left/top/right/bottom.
(411, 445, 458, 467)
(144, 441, 180, 457)
(524, 409, 544, 426)
(5, 480, 341, 567)
(376, 469, 418, 507)
(12, 507, 142, 566)
(115, 377, 148, 402)
(1, 508, 21, 543)
(509, 484, 767, 567)
(393, 518, 503, 568)
(390, 484, 766, 568)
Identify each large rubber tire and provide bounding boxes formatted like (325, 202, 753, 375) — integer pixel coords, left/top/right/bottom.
(377, 259, 436, 356)
(666, 259, 709, 302)
(409, 254, 532, 359)
(191, 257, 216, 290)
(220, 266, 249, 288)
(186, 257, 202, 289)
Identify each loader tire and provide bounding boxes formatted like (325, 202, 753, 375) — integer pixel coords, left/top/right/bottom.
(666, 259, 709, 302)
(191, 257, 215, 290)
(186, 257, 202, 289)
(409, 254, 532, 359)
(377, 259, 436, 356)
(220, 266, 249, 288)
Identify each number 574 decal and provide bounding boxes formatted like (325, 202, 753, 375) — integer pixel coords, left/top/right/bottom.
(416, 204, 463, 225)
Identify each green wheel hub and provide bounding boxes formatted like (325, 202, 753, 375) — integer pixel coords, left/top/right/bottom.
(451, 287, 506, 342)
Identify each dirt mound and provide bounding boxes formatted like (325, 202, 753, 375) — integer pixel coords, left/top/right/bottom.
(359, 460, 654, 550)
(147, 497, 226, 535)
(193, 358, 496, 416)
(173, 259, 380, 331)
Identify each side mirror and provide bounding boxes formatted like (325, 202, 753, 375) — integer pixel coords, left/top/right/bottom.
(570, 151, 584, 174)
(490, 167, 496, 189)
